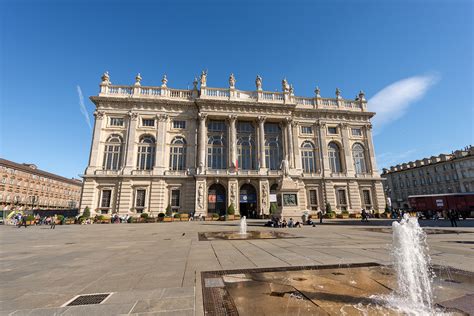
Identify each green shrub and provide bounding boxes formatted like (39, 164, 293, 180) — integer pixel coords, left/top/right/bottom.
(25, 215, 35, 221)
(127, 216, 133, 223)
(83, 206, 90, 218)
(57, 215, 65, 221)
(342, 209, 349, 215)
(173, 213, 180, 218)
(165, 205, 172, 216)
(158, 212, 165, 218)
(140, 213, 149, 219)
(270, 203, 277, 215)
(227, 203, 235, 215)
(325, 203, 332, 214)
(212, 213, 219, 219)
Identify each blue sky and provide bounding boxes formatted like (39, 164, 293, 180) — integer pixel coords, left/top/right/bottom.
(1, 0, 472, 178)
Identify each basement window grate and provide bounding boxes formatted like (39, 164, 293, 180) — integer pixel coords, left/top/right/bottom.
(64, 293, 112, 306)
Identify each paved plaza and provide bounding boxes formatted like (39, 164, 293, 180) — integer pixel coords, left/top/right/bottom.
(1, 219, 473, 315)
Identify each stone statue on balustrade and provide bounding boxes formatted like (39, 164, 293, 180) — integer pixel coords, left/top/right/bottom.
(282, 78, 290, 92)
(229, 73, 236, 89)
(280, 155, 290, 178)
(200, 70, 207, 87)
(255, 75, 262, 90)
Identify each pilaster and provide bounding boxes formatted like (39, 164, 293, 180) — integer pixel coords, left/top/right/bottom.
(259, 179, 270, 215)
(86, 110, 105, 174)
(228, 179, 238, 214)
(195, 178, 207, 216)
(154, 114, 169, 175)
(365, 124, 378, 176)
(123, 111, 139, 174)
(228, 115, 237, 170)
(258, 116, 267, 173)
(340, 122, 354, 176)
(197, 113, 208, 174)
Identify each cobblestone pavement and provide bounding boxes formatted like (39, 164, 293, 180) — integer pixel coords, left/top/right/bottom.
(1, 219, 473, 315)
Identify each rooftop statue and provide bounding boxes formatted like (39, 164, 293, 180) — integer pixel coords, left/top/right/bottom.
(255, 75, 262, 90)
(229, 73, 236, 89)
(161, 75, 168, 87)
(200, 70, 207, 87)
(282, 78, 289, 92)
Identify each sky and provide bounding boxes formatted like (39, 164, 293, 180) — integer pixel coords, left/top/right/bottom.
(0, 0, 472, 179)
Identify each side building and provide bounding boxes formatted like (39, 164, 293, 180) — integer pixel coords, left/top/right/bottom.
(0, 158, 83, 212)
(80, 72, 386, 218)
(381, 146, 474, 209)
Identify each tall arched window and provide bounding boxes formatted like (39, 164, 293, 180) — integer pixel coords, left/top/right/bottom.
(169, 136, 187, 170)
(103, 134, 123, 170)
(237, 121, 256, 170)
(207, 120, 227, 169)
(137, 135, 156, 170)
(352, 143, 367, 174)
(301, 141, 317, 173)
(328, 142, 342, 173)
(264, 123, 282, 170)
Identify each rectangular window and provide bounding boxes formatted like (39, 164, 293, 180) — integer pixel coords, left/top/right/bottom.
(327, 127, 338, 135)
(362, 190, 372, 206)
(351, 128, 362, 136)
(171, 189, 180, 210)
(100, 190, 112, 208)
(336, 189, 347, 210)
(173, 120, 186, 129)
(208, 120, 225, 132)
(110, 117, 124, 126)
(309, 189, 318, 210)
(301, 126, 313, 134)
(142, 119, 155, 127)
(135, 189, 146, 211)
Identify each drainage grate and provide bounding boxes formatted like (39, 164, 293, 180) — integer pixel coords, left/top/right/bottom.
(64, 293, 112, 306)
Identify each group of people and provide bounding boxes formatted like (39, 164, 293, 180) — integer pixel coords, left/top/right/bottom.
(12, 213, 57, 229)
(265, 216, 315, 228)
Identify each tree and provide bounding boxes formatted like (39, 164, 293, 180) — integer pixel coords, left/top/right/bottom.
(325, 203, 332, 214)
(165, 204, 172, 216)
(83, 206, 91, 218)
(270, 203, 277, 215)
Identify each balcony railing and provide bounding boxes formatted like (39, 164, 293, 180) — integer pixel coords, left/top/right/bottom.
(98, 82, 366, 112)
(95, 170, 120, 175)
(131, 170, 153, 176)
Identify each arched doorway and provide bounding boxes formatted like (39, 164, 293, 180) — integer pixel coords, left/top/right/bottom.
(208, 183, 226, 216)
(239, 183, 257, 218)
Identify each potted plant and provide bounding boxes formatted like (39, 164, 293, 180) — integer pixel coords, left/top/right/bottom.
(57, 215, 65, 225)
(226, 203, 235, 220)
(173, 213, 181, 221)
(83, 206, 91, 219)
(324, 203, 335, 218)
(180, 213, 189, 221)
(157, 212, 165, 222)
(165, 204, 172, 217)
(341, 210, 350, 219)
(140, 213, 149, 223)
(25, 215, 35, 225)
(212, 213, 219, 221)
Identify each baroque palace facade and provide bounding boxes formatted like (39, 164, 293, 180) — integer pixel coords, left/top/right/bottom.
(80, 72, 385, 218)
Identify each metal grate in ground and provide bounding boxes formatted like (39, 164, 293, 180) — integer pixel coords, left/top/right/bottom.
(63, 293, 112, 307)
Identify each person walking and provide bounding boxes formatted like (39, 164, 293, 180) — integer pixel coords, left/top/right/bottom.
(50, 215, 57, 229)
(319, 210, 324, 224)
(361, 209, 368, 222)
(448, 209, 458, 227)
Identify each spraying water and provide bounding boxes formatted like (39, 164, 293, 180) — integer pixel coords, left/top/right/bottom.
(239, 216, 247, 235)
(377, 214, 446, 315)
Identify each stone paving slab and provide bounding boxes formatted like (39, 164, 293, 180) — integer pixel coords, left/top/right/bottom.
(1, 219, 473, 315)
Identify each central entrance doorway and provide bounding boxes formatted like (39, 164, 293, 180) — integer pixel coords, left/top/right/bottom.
(239, 183, 257, 218)
(208, 183, 226, 216)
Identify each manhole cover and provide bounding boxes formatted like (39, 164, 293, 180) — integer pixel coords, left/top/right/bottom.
(63, 293, 112, 306)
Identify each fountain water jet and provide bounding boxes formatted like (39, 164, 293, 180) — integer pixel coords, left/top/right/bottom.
(239, 216, 247, 235)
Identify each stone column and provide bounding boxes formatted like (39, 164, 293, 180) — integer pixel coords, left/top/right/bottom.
(195, 179, 207, 216)
(285, 118, 295, 168)
(154, 114, 168, 175)
(340, 123, 354, 176)
(85, 110, 105, 175)
(228, 115, 237, 170)
(123, 111, 139, 174)
(292, 121, 302, 171)
(259, 180, 270, 216)
(197, 113, 208, 174)
(228, 179, 239, 214)
(365, 124, 378, 175)
(258, 116, 266, 171)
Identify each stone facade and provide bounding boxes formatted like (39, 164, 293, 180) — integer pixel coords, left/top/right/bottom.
(80, 72, 385, 218)
(381, 146, 474, 209)
(0, 158, 82, 211)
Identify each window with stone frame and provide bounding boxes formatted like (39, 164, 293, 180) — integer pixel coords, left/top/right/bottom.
(100, 189, 112, 214)
(207, 120, 227, 170)
(237, 121, 257, 170)
(336, 189, 347, 210)
(351, 128, 362, 136)
(137, 135, 156, 170)
(103, 134, 123, 170)
(352, 143, 367, 174)
(301, 141, 317, 173)
(169, 136, 187, 170)
(308, 189, 319, 210)
(173, 120, 186, 129)
(264, 123, 283, 170)
(327, 126, 338, 135)
(301, 126, 313, 135)
(362, 189, 372, 209)
(328, 142, 342, 173)
(110, 117, 124, 126)
(171, 189, 180, 210)
(142, 118, 155, 127)
(135, 189, 146, 213)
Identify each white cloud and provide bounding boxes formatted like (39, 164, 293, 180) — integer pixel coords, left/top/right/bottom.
(369, 74, 439, 133)
(77, 85, 92, 130)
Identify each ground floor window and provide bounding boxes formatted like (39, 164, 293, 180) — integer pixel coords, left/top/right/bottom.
(336, 189, 347, 211)
(171, 189, 180, 211)
(308, 189, 318, 210)
(135, 189, 146, 213)
(100, 189, 112, 214)
(362, 189, 372, 210)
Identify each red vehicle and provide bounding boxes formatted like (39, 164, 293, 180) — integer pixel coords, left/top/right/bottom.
(408, 193, 474, 218)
